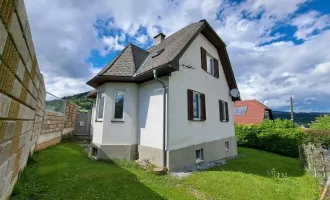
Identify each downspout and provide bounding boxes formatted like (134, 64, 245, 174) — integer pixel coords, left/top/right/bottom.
(153, 69, 167, 169)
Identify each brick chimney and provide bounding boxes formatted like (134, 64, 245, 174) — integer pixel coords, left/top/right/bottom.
(153, 33, 166, 45)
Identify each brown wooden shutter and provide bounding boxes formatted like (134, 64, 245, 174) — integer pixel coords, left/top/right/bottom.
(187, 89, 193, 120)
(201, 93, 206, 121)
(200, 47, 207, 71)
(219, 100, 224, 121)
(214, 59, 219, 78)
(225, 101, 229, 122)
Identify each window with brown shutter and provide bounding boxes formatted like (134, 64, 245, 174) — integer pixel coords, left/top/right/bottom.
(201, 47, 207, 71)
(187, 89, 193, 120)
(201, 46, 220, 78)
(225, 101, 229, 122)
(219, 100, 229, 122)
(201, 93, 206, 121)
(188, 89, 206, 121)
(214, 59, 219, 78)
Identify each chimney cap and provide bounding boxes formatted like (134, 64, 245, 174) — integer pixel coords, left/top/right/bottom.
(153, 33, 166, 39)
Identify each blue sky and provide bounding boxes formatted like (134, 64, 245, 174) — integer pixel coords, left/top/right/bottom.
(25, 0, 330, 112)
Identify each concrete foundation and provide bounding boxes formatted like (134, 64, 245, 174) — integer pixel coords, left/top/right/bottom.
(90, 137, 237, 172)
(138, 145, 163, 167)
(167, 136, 237, 171)
(91, 143, 138, 160)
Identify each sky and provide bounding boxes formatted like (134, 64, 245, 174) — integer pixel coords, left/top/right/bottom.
(25, 0, 330, 112)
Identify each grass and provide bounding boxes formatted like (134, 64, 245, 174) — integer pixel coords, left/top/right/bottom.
(11, 144, 319, 200)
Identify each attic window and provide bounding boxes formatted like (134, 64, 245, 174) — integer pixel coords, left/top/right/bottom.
(233, 106, 247, 116)
(152, 49, 165, 58)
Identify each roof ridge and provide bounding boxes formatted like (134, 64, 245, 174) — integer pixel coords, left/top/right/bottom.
(130, 43, 149, 53)
(147, 21, 203, 51)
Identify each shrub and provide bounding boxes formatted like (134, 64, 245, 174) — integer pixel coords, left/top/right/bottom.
(309, 115, 330, 130)
(235, 119, 305, 157)
(303, 129, 330, 148)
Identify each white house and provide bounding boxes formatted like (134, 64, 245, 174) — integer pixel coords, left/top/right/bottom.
(86, 19, 239, 171)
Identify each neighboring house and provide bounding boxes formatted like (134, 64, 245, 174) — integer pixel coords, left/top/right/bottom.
(233, 100, 273, 125)
(86, 19, 239, 171)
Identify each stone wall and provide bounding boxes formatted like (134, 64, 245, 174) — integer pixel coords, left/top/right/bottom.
(0, 0, 47, 199)
(35, 100, 78, 151)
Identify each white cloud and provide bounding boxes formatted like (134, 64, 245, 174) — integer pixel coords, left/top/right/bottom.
(24, 0, 330, 111)
(292, 11, 330, 39)
(102, 35, 125, 52)
(135, 34, 149, 44)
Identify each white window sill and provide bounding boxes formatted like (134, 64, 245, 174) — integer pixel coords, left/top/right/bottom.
(196, 159, 204, 164)
(95, 119, 103, 122)
(225, 148, 229, 152)
(111, 119, 125, 123)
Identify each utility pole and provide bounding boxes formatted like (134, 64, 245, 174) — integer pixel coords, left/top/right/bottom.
(290, 97, 294, 124)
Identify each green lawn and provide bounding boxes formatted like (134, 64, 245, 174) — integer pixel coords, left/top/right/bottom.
(11, 143, 319, 200)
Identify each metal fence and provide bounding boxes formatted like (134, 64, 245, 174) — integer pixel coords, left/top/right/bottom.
(45, 92, 66, 113)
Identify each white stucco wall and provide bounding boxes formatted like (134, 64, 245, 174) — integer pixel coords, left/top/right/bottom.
(92, 82, 139, 146)
(168, 33, 235, 150)
(91, 84, 106, 145)
(138, 77, 168, 149)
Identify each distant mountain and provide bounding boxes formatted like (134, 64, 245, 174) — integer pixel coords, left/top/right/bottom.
(62, 91, 94, 111)
(272, 111, 330, 127)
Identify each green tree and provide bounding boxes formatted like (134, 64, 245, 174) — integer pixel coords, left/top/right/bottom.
(309, 115, 330, 130)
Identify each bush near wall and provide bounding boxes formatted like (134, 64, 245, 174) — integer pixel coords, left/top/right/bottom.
(236, 119, 305, 157)
(303, 115, 330, 148)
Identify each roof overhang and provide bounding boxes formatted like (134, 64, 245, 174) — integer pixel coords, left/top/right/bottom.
(86, 63, 176, 88)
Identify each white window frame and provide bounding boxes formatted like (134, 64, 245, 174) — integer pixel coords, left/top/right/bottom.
(221, 101, 228, 122)
(206, 53, 215, 76)
(196, 149, 204, 163)
(225, 141, 229, 151)
(112, 91, 125, 122)
(193, 91, 202, 120)
(96, 91, 106, 121)
(264, 110, 270, 119)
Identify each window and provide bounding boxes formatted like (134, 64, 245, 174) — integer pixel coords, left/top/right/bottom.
(96, 92, 105, 121)
(219, 100, 229, 122)
(188, 89, 206, 121)
(225, 141, 229, 151)
(233, 106, 247, 115)
(113, 91, 125, 121)
(196, 149, 204, 163)
(206, 54, 215, 76)
(91, 147, 98, 159)
(193, 91, 201, 120)
(264, 110, 270, 119)
(200, 47, 219, 78)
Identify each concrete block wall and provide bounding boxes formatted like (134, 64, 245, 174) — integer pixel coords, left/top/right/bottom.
(0, 0, 47, 199)
(64, 100, 78, 129)
(35, 100, 78, 151)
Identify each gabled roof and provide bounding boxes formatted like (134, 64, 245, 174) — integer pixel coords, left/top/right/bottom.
(87, 19, 238, 94)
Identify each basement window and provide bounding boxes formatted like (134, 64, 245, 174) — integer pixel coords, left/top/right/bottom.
(91, 147, 98, 159)
(225, 141, 229, 151)
(196, 149, 204, 163)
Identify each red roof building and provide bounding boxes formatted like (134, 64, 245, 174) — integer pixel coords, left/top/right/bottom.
(233, 100, 273, 125)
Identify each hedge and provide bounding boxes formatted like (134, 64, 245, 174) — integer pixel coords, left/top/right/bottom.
(235, 119, 305, 157)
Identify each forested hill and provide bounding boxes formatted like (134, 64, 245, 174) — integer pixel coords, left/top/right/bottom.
(62, 91, 94, 110)
(272, 111, 329, 127)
